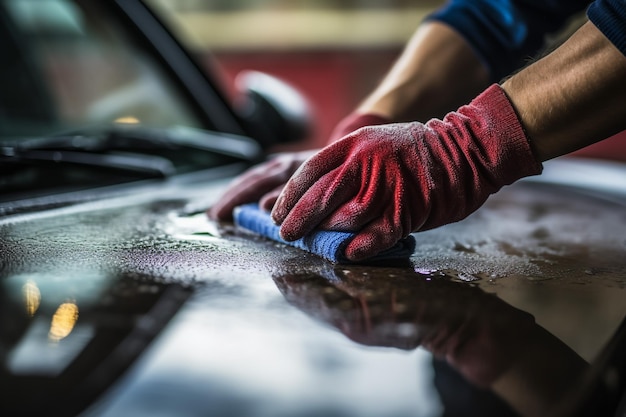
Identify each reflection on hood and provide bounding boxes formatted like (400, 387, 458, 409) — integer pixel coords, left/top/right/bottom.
(273, 265, 589, 417)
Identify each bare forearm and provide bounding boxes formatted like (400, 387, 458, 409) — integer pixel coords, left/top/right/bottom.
(356, 21, 490, 122)
(502, 21, 626, 162)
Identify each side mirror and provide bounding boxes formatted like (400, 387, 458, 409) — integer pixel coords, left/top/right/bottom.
(235, 71, 312, 149)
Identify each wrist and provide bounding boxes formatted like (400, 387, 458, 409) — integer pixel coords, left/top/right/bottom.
(501, 21, 626, 161)
(438, 84, 543, 184)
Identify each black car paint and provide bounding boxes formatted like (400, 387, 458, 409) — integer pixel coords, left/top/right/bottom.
(1, 1, 626, 417)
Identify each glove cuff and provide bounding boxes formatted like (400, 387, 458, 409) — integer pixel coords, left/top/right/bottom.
(328, 113, 390, 144)
(465, 84, 543, 183)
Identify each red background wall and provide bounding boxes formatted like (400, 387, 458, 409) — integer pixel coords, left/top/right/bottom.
(207, 48, 400, 150)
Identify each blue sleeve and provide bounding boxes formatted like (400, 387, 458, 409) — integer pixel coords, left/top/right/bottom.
(588, 0, 626, 56)
(427, 0, 590, 81)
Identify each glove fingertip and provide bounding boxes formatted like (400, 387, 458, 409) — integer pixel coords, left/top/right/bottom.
(278, 209, 314, 242)
(278, 223, 299, 242)
(344, 239, 377, 262)
(270, 205, 285, 225)
(259, 197, 276, 212)
(345, 228, 402, 261)
(270, 192, 297, 225)
(207, 204, 231, 221)
(259, 186, 284, 213)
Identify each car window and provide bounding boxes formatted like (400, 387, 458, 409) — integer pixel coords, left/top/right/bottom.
(0, 0, 261, 204)
(0, 0, 203, 138)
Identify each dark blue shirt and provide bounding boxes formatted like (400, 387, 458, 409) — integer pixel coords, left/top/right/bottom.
(428, 0, 626, 81)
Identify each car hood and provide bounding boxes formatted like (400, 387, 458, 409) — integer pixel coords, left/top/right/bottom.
(1, 157, 626, 417)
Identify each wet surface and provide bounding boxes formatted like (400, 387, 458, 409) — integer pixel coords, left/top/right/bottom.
(1, 159, 626, 416)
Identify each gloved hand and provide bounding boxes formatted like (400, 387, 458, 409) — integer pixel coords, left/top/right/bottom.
(327, 112, 390, 144)
(208, 150, 316, 221)
(208, 113, 389, 221)
(271, 84, 543, 261)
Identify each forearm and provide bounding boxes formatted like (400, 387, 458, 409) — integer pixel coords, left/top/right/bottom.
(502, 21, 626, 162)
(356, 21, 490, 122)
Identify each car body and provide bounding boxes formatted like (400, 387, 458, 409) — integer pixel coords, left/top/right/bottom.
(1, 1, 626, 417)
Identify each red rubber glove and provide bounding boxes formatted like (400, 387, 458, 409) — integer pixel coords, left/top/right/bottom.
(327, 112, 390, 144)
(271, 84, 543, 261)
(208, 150, 315, 221)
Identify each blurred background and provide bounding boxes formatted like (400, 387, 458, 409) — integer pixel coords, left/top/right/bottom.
(145, 0, 443, 149)
(146, 0, 626, 159)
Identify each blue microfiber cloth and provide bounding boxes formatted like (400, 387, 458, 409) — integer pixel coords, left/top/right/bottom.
(233, 203, 416, 264)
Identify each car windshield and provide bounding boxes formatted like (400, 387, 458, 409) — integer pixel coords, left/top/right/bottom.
(0, 0, 262, 203)
(0, 0, 202, 138)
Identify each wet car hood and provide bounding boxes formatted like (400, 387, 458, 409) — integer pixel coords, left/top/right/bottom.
(1, 157, 626, 417)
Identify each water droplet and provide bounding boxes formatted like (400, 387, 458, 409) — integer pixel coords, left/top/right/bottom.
(453, 242, 476, 253)
(457, 272, 481, 282)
